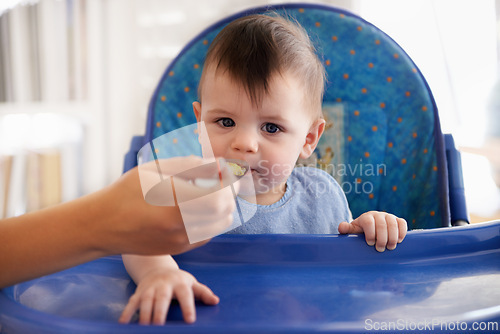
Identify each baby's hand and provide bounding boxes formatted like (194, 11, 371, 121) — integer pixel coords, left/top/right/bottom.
(338, 211, 407, 252)
(118, 268, 219, 325)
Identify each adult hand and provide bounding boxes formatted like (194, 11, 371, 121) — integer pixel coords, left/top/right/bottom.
(100, 156, 239, 256)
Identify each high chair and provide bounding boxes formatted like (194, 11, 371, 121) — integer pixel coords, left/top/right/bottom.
(3, 6, 499, 333)
(123, 3, 468, 229)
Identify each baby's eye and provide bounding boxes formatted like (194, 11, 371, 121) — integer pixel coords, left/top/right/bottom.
(262, 123, 281, 134)
(217, 118, 235, 128)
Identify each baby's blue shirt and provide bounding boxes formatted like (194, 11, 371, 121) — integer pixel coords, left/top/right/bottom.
(227, 167, 352, 234)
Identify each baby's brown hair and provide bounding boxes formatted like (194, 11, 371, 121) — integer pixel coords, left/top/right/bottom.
(198, 13, 325, 118)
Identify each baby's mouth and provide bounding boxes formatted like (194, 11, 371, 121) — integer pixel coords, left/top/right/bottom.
(250, 168, 261, 176)
(227, 162, 247, 176)
(224, 159, 249, 178)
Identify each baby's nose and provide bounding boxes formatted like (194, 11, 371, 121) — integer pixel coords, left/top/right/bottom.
(230, 128, 258, 153)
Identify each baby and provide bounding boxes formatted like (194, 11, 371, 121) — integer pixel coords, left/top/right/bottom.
(120, 13, 407, 325)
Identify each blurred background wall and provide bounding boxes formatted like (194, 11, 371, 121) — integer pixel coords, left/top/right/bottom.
(0, 0, 499, 223)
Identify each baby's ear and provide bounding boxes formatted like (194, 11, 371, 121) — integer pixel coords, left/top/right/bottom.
(300, 118, 325, 159)
(192, 102, 202, 122)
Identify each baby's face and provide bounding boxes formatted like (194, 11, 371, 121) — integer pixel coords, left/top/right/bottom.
(194, 67, 319, 205)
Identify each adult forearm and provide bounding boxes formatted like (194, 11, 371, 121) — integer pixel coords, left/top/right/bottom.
(0, 191, 110, 288)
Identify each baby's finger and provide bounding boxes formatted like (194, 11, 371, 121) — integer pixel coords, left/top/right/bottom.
(174, 285, 196, 323)
(118, 295, 140, 324)
(386, 215, 399, 250)
(152, 289, 173, 325)
(397, 218, 408, 243)
(358, 214, 376, 246)
(374, 214, 388, 252)
(338, 221, 363, 234)
(138, 293, 154, 325)
(193, 282, 220, 305)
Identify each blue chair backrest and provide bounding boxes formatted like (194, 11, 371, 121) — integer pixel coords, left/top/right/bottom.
(129, 4, 450, 229)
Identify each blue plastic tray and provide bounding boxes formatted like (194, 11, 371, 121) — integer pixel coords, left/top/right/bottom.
(1, 221, 499, 333)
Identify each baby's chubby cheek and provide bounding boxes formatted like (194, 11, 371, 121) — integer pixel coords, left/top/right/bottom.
(256, 160, 294, 183)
